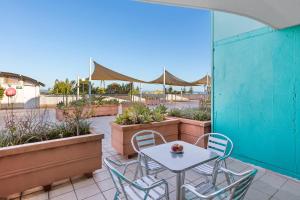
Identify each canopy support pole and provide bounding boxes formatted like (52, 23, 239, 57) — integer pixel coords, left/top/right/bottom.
(139, 83, 142, 102)
(163, 67, 166, 101)
(77, 75, 80, 100)
(130, 82, 133, 102)
(89, 57, 93, 99)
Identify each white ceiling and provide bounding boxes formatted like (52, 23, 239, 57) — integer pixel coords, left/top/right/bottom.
(142, 0, 300, 29)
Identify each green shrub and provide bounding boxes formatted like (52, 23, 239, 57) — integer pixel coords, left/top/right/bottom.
(56, 101, 65, 109)
(168, 107, 211, 121)
(0, 86, 4, 100)
(154, 104, 168, 114)
(0, 109, 91, 148)
(57, 96, 120, 109)
(168, 108, 181, 117)
(115, 103, 165, 125)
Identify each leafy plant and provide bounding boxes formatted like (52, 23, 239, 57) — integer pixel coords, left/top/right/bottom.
(154, 104, 168, 115)
(0, 86, 4, 100)
(0, 109, 91, 147)
(168, 108, 211, 121)
(57, 96, 120, 109)
(115, 103, 165, 125)
(92, 97, 119, 106)
(168, 108, 181, 117)
(56, 101, 65, 109)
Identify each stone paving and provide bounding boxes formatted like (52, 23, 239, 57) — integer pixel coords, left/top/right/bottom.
(5, 115, 300, 200)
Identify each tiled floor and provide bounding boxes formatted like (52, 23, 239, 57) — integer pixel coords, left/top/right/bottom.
(8, 116, 300, 200)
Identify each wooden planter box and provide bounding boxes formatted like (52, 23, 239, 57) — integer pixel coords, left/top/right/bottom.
(111, 119, 180, 157)
(0, 133, 104, 198)
(56, 104, 118, 121)
(170, 117, 211, 147)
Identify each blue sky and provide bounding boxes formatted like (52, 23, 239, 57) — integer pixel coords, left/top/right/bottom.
(0, 0, 211, 90)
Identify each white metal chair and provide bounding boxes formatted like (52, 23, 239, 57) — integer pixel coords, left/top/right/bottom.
(182, 168, 257, 200)
(104, 157, 169, 200)
(193, 133, 234, 185)
(131, 130, 167, 177)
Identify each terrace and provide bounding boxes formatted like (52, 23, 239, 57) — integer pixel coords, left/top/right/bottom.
(3, 113, 300, 200)
(1, 0, 300, 199)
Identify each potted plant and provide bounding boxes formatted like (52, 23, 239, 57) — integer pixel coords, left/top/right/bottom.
(91, 96, 119, 117)
(168, 108, 211, 147)
(56, 96, 119, 121)
(111, 104, 180, 158)
(0, 86, 4, 109)
(0, 105, 104, 198)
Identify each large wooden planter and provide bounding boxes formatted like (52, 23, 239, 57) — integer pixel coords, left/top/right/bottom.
(172, 117, 211, 147)
(0, 133, 104, 198)
(111, 119, 180, 157)
(56, 104, 118, 121)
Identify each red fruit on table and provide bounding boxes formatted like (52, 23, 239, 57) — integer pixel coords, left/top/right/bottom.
(177, 145, 183, 152)
(171, 144, 183, 152)
(172, 144, 178, 152)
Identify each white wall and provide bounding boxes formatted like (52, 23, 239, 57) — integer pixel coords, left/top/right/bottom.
(0, 83, 40, 109)
(213, 11, 266, 41)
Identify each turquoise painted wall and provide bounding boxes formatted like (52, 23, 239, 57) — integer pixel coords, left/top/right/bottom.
(213, 25, 300, 179)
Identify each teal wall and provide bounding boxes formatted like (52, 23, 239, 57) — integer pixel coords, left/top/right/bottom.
(213, 25, 300, 179)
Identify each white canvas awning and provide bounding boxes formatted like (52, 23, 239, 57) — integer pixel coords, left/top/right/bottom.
(142, 0, 300, 29)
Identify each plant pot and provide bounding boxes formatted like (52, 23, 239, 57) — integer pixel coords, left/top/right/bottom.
(92, 104, 118, 116)
(168, 117, 211, 147)
(56, 104, 119, 121)
(111, 119, 180, 158)
(0, 133, 104, 198)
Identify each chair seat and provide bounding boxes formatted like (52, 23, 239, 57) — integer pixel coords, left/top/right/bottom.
(125, 175, 166, 200)
(141, 160, 164, 171)
(193, 164, 214, 175)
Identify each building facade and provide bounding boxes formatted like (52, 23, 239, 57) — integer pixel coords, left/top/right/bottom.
(0, 72, 44, 109)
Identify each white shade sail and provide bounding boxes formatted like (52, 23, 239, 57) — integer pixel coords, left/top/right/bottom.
(142, 0, 300, 29)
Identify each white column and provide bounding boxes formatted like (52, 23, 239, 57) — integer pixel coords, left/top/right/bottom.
(163, 67, 166, 100)
(88, 57, 93, 98)
(77, 76, 80, 100)
(139, 82, 142, 102)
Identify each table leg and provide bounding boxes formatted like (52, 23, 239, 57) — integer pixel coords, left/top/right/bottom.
(176, 171, 185, 200)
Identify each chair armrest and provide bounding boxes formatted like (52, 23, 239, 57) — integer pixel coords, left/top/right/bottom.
(105, 157, 139, 174)
(126, 177, 167, 192)
(123, 160, 140, 174)
(105, 157, 123, 167)
(146, 179, 168, 190)
(181, 184, 209, 199)
(220, 168, 253, 177)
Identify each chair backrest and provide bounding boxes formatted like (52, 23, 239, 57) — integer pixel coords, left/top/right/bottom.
(104, 158, 149, 200)
(104, 158, 127, 196)
(228, 169, 257, 200)
(195, 133, 233, 157)
(182, 169, 257, 200)
(131, 130, 167, 153)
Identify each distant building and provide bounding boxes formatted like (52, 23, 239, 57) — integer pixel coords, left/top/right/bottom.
(0, 72, 45, 109)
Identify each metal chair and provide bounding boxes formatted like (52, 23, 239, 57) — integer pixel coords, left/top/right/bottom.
(182, 168, 257, 200)
(193, 133, 234, 185)
(131, 130, 167, 177)
(104, 157, 169, 200)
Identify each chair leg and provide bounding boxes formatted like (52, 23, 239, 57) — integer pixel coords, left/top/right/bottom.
(225, 172, 231, 185)
(165, 182, 170, 200)
(114, 192, 119, 200)
(224, 160, 228, 169)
